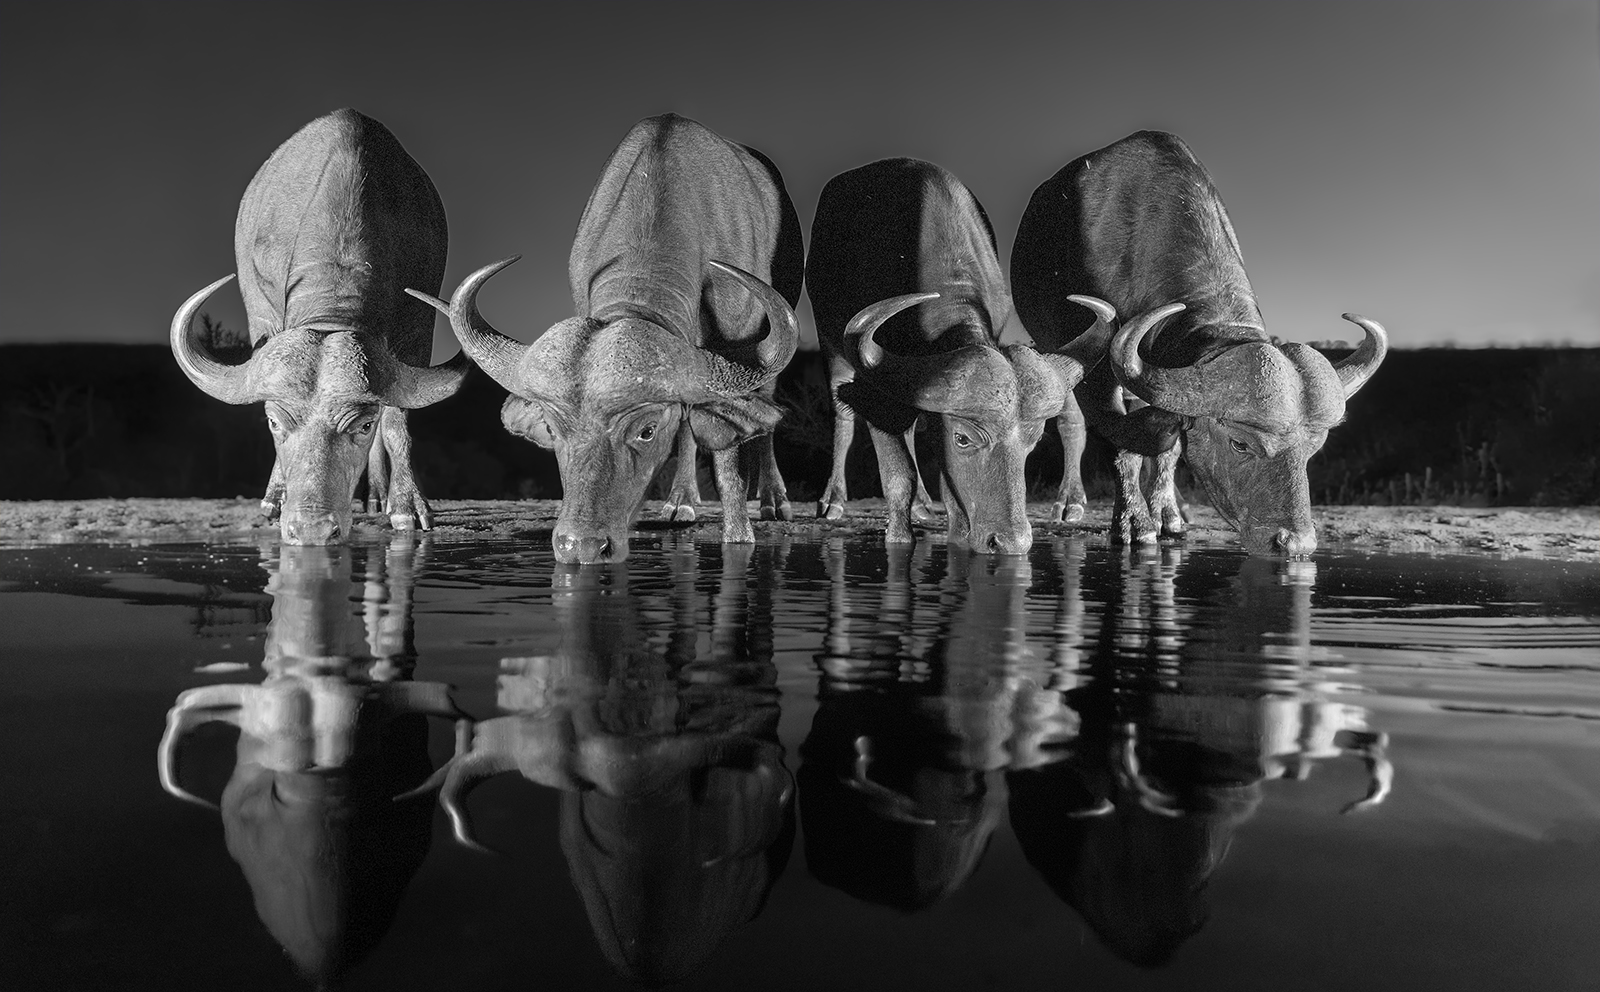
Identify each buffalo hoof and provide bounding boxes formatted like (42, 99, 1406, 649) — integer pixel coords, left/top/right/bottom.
(910, 502, 940, 526)
(760, 499, 793, 522)
(1112, 511, 1159, 545)
(386, 490, 433, 531)
(664, 502, 697, 523)
(819, 501, 846, 521)
(1152, 497, 1187, 538)
(1052, 501, 1087, 524)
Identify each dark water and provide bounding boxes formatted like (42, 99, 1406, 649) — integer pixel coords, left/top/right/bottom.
(2, 534, 1597, 991)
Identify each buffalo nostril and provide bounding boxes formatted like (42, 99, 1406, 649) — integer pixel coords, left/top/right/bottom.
(987, 533, 1002, 552)
(596, 537, 613, 562)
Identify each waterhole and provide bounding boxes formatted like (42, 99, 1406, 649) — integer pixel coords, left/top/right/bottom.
(2, 534, 1596, 990)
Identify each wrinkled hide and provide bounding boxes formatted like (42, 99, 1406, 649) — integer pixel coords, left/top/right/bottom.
(1011, 131, 1386, 554)
(423, 115, 803, 564)
(170, 110, 468, 545)
(808, 158, 1110, 552)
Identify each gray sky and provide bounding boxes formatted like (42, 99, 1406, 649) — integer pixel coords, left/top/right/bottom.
(3, 1, 1596, 354)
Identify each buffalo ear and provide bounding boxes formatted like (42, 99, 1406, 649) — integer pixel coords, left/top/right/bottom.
(501, 395, 557, 448)
(687, 395, 785, 451)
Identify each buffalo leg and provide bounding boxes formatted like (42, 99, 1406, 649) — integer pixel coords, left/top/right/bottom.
(1147, 440, 1186, 538)
(753, 434, 792, 521)
(378, 407, 432, 531)
(663, 420, 702, 522)
(868, 424, 917, 545)
(713, 445, 755, 544)
(1112, 449, 1158, 544)
(818, 358, 854, 520)
(365, 422, 390, 515)
(261, 458, 285, 521)
(907, 420, 939, 525)
(1052, 396, 1089, 523)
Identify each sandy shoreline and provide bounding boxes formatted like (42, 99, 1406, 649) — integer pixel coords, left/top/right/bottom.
(1, 498, 1593, 559)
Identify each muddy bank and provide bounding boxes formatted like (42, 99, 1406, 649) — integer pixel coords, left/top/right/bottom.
(1, 498, 1593, 559)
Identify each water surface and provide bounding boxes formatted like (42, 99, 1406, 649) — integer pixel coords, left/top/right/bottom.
(2, 535, 1597, 991)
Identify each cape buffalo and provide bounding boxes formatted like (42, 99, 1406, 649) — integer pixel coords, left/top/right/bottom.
(414, 114, 802, 564)
(1011, 131, 1387, 555)
(170, 109, 469, 545)
(807, 158, 1116, 553)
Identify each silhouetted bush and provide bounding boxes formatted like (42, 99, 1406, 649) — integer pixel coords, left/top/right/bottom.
(1, 344, 1593, 506)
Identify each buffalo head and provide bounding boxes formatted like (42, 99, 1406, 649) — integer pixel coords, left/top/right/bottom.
(411, 256, 797, 564)
(839, 294, 1116, 553)
(1112, 307, 1387, 555)
(171, 277, 467, 544)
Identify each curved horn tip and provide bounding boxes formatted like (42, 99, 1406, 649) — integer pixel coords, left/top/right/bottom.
(842, 291, 941, 370)
(706, 258, 801, 376)
(707, 259, 751, 280)
(169, 274, 239, 343)
(1111, 302, 1188, 367)
(458, 255, 524, 298)
(404, 288, 450, 315)
(1066, 294, 1117, 323)
(844, 292, 942, 339)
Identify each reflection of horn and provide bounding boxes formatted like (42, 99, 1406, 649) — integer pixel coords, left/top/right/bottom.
(1333, 313, 1388, 399)
(843, 736, 941, 827)
(1067, 797, 1116, 818)
(1337, 729, 1393, 814)
(158, 684, 247, 808)
(1115, 724, 1180, 818)
(437, 748, 519, 853)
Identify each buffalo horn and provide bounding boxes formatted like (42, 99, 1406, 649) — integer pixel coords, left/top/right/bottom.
(707, 260, 800, 382)
(383, 344, 472, 410)
(170, 275, 260, 404)
(1333, 313, 1388, 399)
(844, 292, 942, 370)
(1110, 302, 1216, 417)
(157, 683, 247, 809)
(407, 256, 528, 394)
(1039, 294, 1117, 386)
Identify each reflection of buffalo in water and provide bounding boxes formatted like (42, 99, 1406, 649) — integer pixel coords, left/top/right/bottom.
(157, 541, 464, 988)
(420, 542, 794, 986)
(1010, 550, 1391, 967)
(801, 544, 1077, 911)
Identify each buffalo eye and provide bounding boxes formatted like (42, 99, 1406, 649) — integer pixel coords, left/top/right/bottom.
(1229, 438, 1249, 454)
(636, 422, 658, 443)
(953, 431, 973, 449)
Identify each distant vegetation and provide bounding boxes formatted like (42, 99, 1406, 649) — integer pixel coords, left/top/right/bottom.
(2, 337, 1594, 506)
